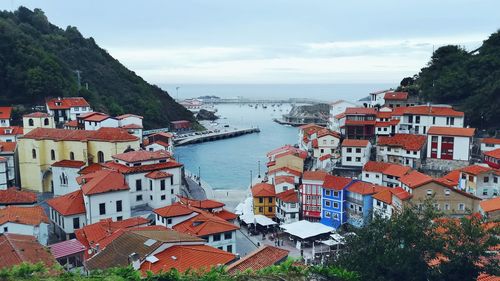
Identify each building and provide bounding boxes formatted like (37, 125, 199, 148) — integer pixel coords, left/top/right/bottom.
(76, 113, 143, 139)
(399, 170, 433, 193)
(49, 238, 86, 270)
(52, 160, 86, 196)
(320, 175, 352, 229)
(346, 181, 387, 227)
(344, 107, 377, 140)
(267, 166, 302, 186)
(178, 196, 237, 222)
(376, 134, 427, 168)
(251, 183, 276, 218)
(46, 97, 92, 124)
(328, 100, 357, 131)
(480, 138, 500, 153)
(0, 142, 17, 187)
(458, 165, 499, 199)
(300, 170, 328, 222)
(22, 112, 55, 134)
(46, 190, 86, 240)
(383, 92, 416, 108)
(298, 124, 324, 151)
(170, 120, 192, 132)
(367, 89, 392, 108)
(0, 125, 23, 142)
(154, 202, 198, 228)
(144, 132, 174, 154)
(392, 105, 465, 135)
(361, 161, 411, 187)
(0, 107, 12, 127)
(0, 188, 37, 208)
(312, 129, 341, 159)
(375, 107, 399, 137)
(273, 175, 296, 193)
(427, 126, 475, 162)
(267, 148, 306, 175)
(18, 127, 140, 192)
(275, 189, 299, 224)
(226, 245, 290, 275)
(409, 180, 481, 216)
(484, 148, 500, 169)
(341, 139, 371, 167)
(0, 233, 57, 269)
(479, 197, 500, 220)
(0, 206, 49, 245)
(372, 187, 411, 219)
(0, 157, 7, 189)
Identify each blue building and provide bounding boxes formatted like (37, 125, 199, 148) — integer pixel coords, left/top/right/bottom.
(345, 181, 387, 228)
(320, 175, 353, 229)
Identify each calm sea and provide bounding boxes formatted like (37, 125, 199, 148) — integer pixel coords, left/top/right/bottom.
(172, 83, 394, 190)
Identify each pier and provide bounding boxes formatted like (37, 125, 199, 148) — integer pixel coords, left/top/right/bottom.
(175, 127, 260, 146)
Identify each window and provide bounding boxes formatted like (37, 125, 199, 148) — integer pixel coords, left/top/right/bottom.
(268, 197, 273, 203)
(224, 232, 232, 240)
(333, 202, 339, 208)
(28, 119, 34, 126)
(116, 200, 122, 212)
(44, 118, 49, 126)
(333, 191, 339, 197)
(346, 157, 352, 161)
(99, 203, 106, 215)
(97, 151, 104, 163)
(426, 189, 433, 196)
(160, 180, 166, 190)
(32, 149, 37, 159)
(444, 204, 450, 211)
(458, 203, 465, 211)
(445, 189, 450, 196)
(433, 203, 440, 210)
(376, 174, 380, 178)
(259, 198, 264, 204)
(259, 207, 263, 212)
(432, 116, 436, 124)
(227, 245, 233, 253)
(355, 157, 361, 162)
(376, 200, 381, 206)
(136, 195, 143, 201)
(150, 195, 153, 201)
(325, 190, 331, 196)
(347, 148, 352, 153)
(170, 177, 174, 185)
(355, 148, 361, 153)
(171, 189, 174, 194)
(70, 152, 75, 160)
(167, 218, 172, 224)
(325, 211, 331, 218)
(213, 234, 221, 241)
(218, 247, 223, 250)
(268, 207, 273, 212)
(415, 116, 420, 124)
(136, 179, 142, 191)
(484, 177, 489, 183)
(73, 217, 80, 229)
(365, 173, 370, 178)
(3, 227, 8, 232)
(117, 216, 123, 221)
(483, 189, 488, 196)
(494, 177, 498, 183)
(325, 200, 331, 207)
(161, 195, 166, 200)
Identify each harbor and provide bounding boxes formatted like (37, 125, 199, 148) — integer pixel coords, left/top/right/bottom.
(175, 126, 260, 146)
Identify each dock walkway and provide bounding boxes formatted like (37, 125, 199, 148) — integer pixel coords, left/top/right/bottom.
(175, 127, 260, 146)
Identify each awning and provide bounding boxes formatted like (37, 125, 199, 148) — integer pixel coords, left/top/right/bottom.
(49, 239, 86, 259)
(254, 214, 277, 226)
(281, 220, 334, 240)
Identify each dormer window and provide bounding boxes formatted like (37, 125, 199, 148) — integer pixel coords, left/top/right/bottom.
(55, 102, 62, 106)
(159, 159, 167, 163)
(133, 163, 141, 167)
(5, 129, 11, 134)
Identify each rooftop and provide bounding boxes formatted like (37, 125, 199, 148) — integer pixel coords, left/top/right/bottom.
(49, 239, 86, 259)
(251, 183, 276, 197)
(179, 196, 225, 209)
(342, 139, 370, 147)
(427, 126, 475, 137)
(226, 245, 289, 274)
(51, 159, 86, 168)
(267, 166, 302, 177)
(484, 148, 500, 159)
(0, 206, 49, 226)
(302, 170, 328, 181)
(154, 202, 196, 218)
(399, 170, 433, 189)
(347, 181, 387, 195)
(46, 97, 89, 110)
(345, 107, 377, 115)
(384, 91, 408, 101)
(0, 141, 16, 152)
(112, 149, 171, 163)
(275, 189, 299, 203)
(461, 165, 495, 176)
(482, 138, 500, 145)
(104, 160, 183, 175)
(173, 211, 239, 237)
(0, 188, 37, 205)
(392, 105, 464, 117)
(78, 170, 129, 195)
(323, 175, 352, 191)
(22, 127, 139, 142)
(0, 233, 56, 269)
(363, 161, 411, 177)
(0, 107, 12, 119)
(46, 190, 85, 216)
(377, 134, 427, 151)
(23, 112, 51, 118)
(480, 197, 500, 213)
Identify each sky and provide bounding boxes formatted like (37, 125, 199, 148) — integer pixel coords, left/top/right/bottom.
(2, 1, 499, 85)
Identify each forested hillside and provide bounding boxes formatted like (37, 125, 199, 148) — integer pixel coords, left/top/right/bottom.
(399, 30, 500, 131)
(0, 7, 195, 129)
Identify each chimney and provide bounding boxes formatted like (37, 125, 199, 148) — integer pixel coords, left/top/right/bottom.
(128, 253, 141, 270)
(94, 243, 100, 253)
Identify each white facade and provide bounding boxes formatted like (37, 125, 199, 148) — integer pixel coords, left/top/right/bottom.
(0, 118, 10, 127)
(52, 166, 81, 196)
(372, 199, 393, 219)
(341, 144, 371, 167)
(395, 113, 464, 135)
(313, 134, 340, 159)
(84, 118, 119, 131)
(69, 106, 92, 122)
(459, 171, 500, 199)
(155, 212, 198, 228)
(377, 146, 423, 168)
(145, 142, 174, 155)
(275, 199, 299, 224)
(0, 159, 7, 189)
(203, 231, 237, 254)
(83, 190, 131, 224)
(48, 208, 86, 239)
(368, 91, 389, 108)
(427, 135, 472, 161)
(274, 182, 294, 194)
(0, 128, 21, 142)
(328, 100, 356, 131)
(481, 142, 500, 153)
(361, 171, 383, 185)
(0, 221, 49, 245)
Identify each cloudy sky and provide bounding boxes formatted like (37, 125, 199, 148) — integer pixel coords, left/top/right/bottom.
(2, 0, 499, 84)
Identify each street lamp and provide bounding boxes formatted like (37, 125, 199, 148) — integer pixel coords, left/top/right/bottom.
(176, 86, 180, 100)
(258, 160, 261, 178)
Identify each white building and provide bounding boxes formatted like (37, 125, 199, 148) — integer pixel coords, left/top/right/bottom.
(0, 157, 8, 189)
(341, 139, 371, 167)
(0, 126, 23, 142)
(0, 206, 49, 245)
(298, 124, 324, 151)
(47, 190, 87, 240)
(372, 187, 411, 219)
(312, 129, 341, 159)
(275, 189, 299, 224)
(76, 113, 143, 139)
(458, 165, 500, 199)
(0, 107, 12, 127)
(376, 134, 427, 168)
(392, 105, 465, 135)
(481, 138, 500, 153)
(328, 100, 356, 131)
(46, 97, 92, 124)
(427, 127, 475, 162)
(52, 160, 86, 196)
(0, 142, 17, 187)
(144, 132, 174, 155)
(361, 161, 411, 188)
(374, 107, 399, 137)
(368, 89, 392, 108)
(273, 175, 296, 193)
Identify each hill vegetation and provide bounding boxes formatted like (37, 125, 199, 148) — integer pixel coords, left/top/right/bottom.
(399, 30, 500, 131)
(0, 7, 195, 129)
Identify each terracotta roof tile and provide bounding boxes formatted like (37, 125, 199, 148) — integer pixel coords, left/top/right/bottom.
(0, 233, 57, 269)
(347, 181, 388, 195)
(482, 138, 500, 145)
(484, 148, 500, 159)
(267, 166, 302, 177)
(392, 105, 464, 117)
(0, 141, 16, 152)
(372, 189, 393, 204)
(145, 170, 173, 179)
(78, 163, 104, 175)
(317, 129, 341, 138)
(251, 183, 276, 197)
(140, 245, 235, 274)
(46, 97, 89, 110)
(78, 170, 129, 195)
(112, 150, 171, 163)
(173, 211, 239, 237)
(226, 245, 289, 274)
(342, 139, 370, 147)
(275, 189, 299, 203)
(377, 134, 426, 151)
(427, 126, 475, 137)
(22, 127, 138, 142)
(303, 170, 328, 181)
(363, 161, 411, 177)
(0, 107, 12, 119)
(116, 114, 143, 120)
(154, 202, 196, 218)
(400, 171, 433, 188)
(51, 160, 86, 168)
(0, 206, 48, 226)
(179, 196, 225, 209)
(384, 92, 408, 100)
(23, 112, 51, 118)
(319, 154, 332, 161)
(275, 175, 295, 185)
(323, 175, 352, 190)
(0, 188, 37, 205)
(64, 120, 78, 128)
(49, 239, 86, 259)
(345, 107, 377, 115)
(81, 112, 111, 122)
(46, 190, 85, 216)
(461, 165, 494, 176)
(0, 126, 23, 136)
(480, 197, 500, 213)
(213, 209, 238, 221)
(104, 160, 183, 174)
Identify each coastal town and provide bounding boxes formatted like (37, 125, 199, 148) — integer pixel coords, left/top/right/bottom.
(0, 87, 498, 279)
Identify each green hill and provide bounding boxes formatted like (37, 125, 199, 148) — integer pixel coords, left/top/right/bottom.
(398, 30, 500, 131)
(0, 7, 195, 129)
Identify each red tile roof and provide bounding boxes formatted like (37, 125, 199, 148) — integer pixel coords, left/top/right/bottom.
(303, 170, 328, 181)
(78, 170, 129, 195)
(347, 181, 388, 195)
(121, 123, 143, 129)
(0, 141, 16, 152)
(377, 134, 427, 151)
(82, 112, 110, 122)
(383, 164, 411, 178)
(179, 197, 225, 209)
(51, 160, 86, 168)
(392, 105, 464, 117)
(145, 170, 173, 179)
(64, 120, 78, 128)
(226, 245, 289, 274)
(104, 160, 183, 174)
(0, 188, 37, 205)
(436, 170, 461, 188)
(213, 209, 238, 221)
(319, 154, 332, 161)
(480, 197, 500, 213)
(23, 112, 50, 118)
(22, 127, 139, 142)
(0, 126, 23, 136)
(267, 166, 302, 177)
(0, 107, 12, 119)
(275, 175, 295, 185)
(312, 139, 318, 148)
(274, 149, 307, 160)
(0, 233, 57, 269)
(317, 129, 341, 138)
(342, 139, 370, 147)
(399, 171, 433, 189)
(375, 119, 400, 127)
(251, 183, 276, 197)
(46, 190, 85, 216)
(78, 163, 104, 175)
(0, 206, 48, 226)
(384, 92, 408, 100)
(363, 161, 411, 177)
(484, 148, 500, 159)
(421, 180, 481, 200)
(46, 97, 89, 110)
(482, 138, 500, 145)
(154, 202, 196, 218)
(345, 119, 377, 126)
(140, 245, 235, 274)
(323, 175, 352, 190)
(461, 165, 494, 176)
(112, 150, 170, 163)
(49, 238, 86, 259)
(373, 187, 411, 205)
(298, 123, 324, 130)
(116, 114, 143, 120)
(345, 107, 377, 115)
(173, 211, 239, 237)
(427, 126, 475, 137)
(275, 189, 299, 203)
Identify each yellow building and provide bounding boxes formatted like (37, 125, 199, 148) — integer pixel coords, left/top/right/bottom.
(269, 152, 306, 174)
(251, 183, 276, 218)
(22, 112, 55, 134)
(18, 127, 140, 192)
